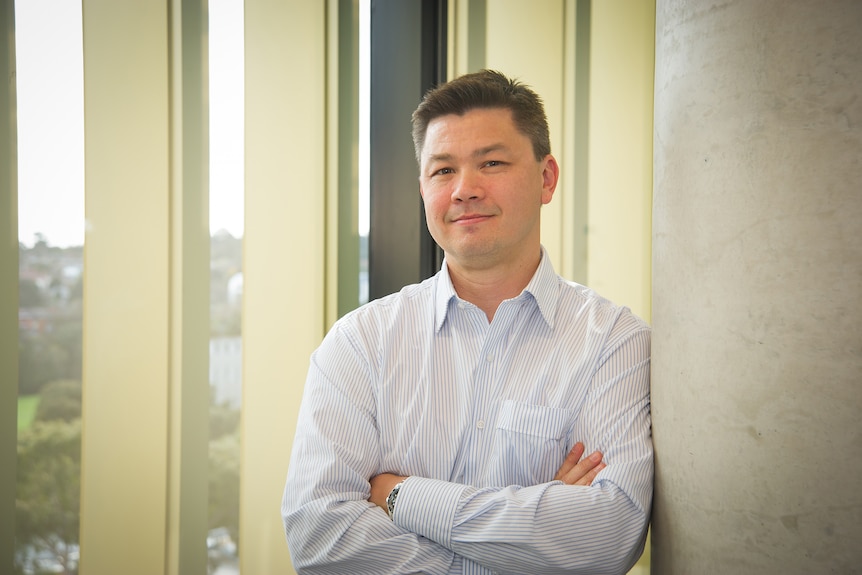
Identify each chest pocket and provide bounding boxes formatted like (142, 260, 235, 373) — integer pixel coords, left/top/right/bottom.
(486, 400, 574, 487)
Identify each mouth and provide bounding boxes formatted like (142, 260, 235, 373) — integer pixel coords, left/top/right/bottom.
(452, 214, 491, 225)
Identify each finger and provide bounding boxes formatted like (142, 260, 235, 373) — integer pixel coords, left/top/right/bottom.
(558, 450, 604, 485)
(554, 442, 585, 481)
(573, 461, 606, 487)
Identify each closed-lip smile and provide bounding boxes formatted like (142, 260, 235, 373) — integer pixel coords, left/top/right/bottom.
(452, 213, 491, 224)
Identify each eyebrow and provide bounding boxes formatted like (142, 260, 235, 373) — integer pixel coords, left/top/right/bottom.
(426, 143, 510, 164)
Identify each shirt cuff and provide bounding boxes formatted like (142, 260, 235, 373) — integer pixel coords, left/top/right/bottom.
(394, 476, 468, 549)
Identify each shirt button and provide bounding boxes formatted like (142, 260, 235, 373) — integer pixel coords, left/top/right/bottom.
(486, 353, 494, 363)
(477, 420, 485, 429)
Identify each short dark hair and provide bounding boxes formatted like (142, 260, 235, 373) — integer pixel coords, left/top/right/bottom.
(411, 69, 551, 163)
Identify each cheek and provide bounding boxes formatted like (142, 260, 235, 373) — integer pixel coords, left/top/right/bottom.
(421, 187, 449, 218)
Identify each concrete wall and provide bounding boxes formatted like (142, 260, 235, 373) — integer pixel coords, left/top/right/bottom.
(651, 1, 862, 572)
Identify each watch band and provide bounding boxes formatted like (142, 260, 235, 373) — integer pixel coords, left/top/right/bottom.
(386, 481, 404, 520)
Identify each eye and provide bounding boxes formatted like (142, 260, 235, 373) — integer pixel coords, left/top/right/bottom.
(432, 167, 454, 176)
(483, 160, 505, 168)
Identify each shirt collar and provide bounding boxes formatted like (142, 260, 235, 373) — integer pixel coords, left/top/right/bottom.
(434, 246, 559, 332)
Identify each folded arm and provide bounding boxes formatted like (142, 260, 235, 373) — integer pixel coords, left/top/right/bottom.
(282, 329, 456, 575)
(284, 315, 652, 575)
(370, 329, 652, 575)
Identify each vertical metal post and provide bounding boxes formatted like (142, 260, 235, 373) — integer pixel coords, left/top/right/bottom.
(369, 0, 446, 300)
(0, 0, 18, 570)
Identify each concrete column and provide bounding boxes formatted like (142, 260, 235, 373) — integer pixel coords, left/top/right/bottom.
(651, 1, 862, 573)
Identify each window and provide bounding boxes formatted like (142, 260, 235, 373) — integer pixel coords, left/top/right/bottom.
(208, 0, 244, 571)
(14, 1, 84, 572)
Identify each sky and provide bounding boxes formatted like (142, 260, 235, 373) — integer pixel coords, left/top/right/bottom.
(15, 0, 245, 248)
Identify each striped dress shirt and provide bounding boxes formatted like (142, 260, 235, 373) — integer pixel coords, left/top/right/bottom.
(283, 248, 652, 575)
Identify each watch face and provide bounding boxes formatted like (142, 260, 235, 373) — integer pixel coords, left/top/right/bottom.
(387, 483, 402, 519)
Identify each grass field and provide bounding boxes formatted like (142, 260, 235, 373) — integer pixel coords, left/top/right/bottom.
(17, 395, 39, 431)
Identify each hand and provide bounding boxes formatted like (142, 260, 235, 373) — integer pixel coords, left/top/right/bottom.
(554, 442, 605, 486)
(369, 472, 407, 512)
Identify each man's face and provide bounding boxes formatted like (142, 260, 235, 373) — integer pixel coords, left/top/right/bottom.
(418, 107, 558, 273)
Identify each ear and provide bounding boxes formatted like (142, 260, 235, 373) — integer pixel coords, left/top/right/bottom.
(541, 155, 559, 205)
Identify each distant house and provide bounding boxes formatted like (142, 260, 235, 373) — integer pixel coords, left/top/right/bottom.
(227, 272, 242, 305)
(210, 336, 242, 408)
(18, 308, 53, 335)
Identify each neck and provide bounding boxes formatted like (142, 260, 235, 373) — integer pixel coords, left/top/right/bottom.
(447, 249, 542, 322)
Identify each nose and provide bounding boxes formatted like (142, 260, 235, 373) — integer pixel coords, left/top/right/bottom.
(450, 170, 484, 202)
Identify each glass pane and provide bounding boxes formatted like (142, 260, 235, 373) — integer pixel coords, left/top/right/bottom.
(15, 1, 84, 573)
(358, 0, 370, 306)
(208, 0, 243, 573)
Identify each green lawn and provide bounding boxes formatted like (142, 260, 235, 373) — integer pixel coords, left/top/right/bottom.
(17, 395, 39, 431)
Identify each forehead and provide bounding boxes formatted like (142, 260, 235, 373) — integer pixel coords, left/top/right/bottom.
(422, 108, 528, 159)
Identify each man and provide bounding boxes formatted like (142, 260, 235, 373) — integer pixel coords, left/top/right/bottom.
(283, 69, 652, 575)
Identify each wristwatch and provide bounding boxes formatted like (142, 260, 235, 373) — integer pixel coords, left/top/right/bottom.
(386, 481, 404, 520)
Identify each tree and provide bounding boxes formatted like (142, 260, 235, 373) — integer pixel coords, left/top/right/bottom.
(19, 278, 45, 308)
(209, 402, 240, 441)
(16, 419, 81, 575)
(34, 380, 82, 423)
(18, 336, 69, 395)
(209, 430, 240, 545)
